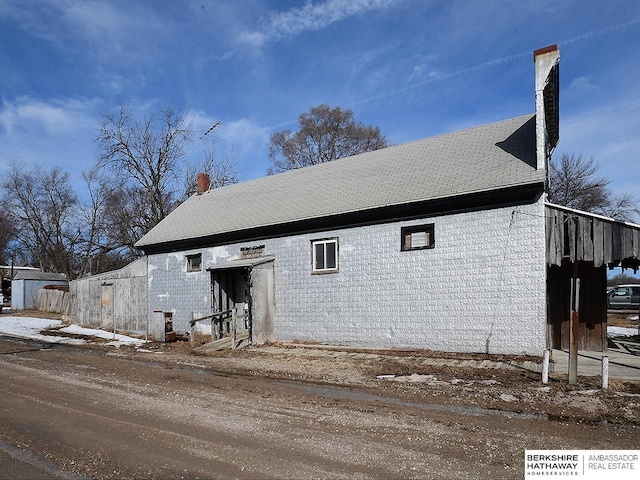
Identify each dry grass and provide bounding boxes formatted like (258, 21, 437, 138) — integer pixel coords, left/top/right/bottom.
(607, 312, 640, 327)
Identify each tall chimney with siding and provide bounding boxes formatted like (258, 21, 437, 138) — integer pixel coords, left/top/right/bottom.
(534, 45, 560, 173)
(196, 173, 210, 195)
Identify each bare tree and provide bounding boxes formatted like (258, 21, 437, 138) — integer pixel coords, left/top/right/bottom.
(95, 104, 193, 230)
(0, 203, 16, 265)
(548, 153, 639, 221)
(268, 104, 388, 174)
(2, 164, 81, 279)
(102, 184, 159, 254)
(181, 142, 240, 199)
(76, 169, 135, 277)
(607, 272, 640, 287)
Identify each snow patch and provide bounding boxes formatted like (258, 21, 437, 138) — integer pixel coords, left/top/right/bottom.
(0, 316, 147, 348)
(570, 389, 599, 396)
(608, 326, 638, 337)
(60, 324, 146, 347)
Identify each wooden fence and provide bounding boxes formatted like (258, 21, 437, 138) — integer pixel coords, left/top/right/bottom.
(33, 288, 71, 316)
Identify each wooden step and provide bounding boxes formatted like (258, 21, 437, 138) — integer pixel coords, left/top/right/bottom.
(196, 332, 249, 352)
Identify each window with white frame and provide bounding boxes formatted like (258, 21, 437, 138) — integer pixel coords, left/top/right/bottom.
(401, 224, 435, 251)
(186, 253, 202, 272)
(311, 238, 338, 273)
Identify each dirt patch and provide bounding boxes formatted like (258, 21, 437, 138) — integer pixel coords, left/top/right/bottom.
(8, 310, 640, 426)
(4, 335, 637, 480)
(118, 338, 640, 427)
(608, 311, 640, 327)
(7, 309, 66, 321)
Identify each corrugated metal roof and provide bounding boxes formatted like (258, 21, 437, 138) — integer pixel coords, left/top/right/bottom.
(136, 114, 543, 248)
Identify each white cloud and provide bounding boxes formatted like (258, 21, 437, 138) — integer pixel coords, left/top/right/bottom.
(0, 96, 101, 176)
(0, 96, 99, 136)
(223, 118, 271, 153)
(559, 95, 640, 196)
(183, 110, 272, 180)
(0, 0, 165, 63)
(568, 76, 595, 91)
(240, 0, 399, 47)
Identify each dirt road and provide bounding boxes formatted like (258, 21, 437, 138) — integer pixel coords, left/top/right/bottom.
(0, 336, 638, 479)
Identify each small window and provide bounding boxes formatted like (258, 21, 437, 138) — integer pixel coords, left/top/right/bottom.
(311, 238, 338, 273)
(187, 253, 202, 272)
(401, 224, 435, 251)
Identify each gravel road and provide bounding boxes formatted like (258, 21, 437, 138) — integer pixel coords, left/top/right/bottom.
(0, 334, 639, 479)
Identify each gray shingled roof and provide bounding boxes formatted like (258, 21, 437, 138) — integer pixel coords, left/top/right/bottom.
(136, 114, 543, 248)
(13, 270, 67, 282)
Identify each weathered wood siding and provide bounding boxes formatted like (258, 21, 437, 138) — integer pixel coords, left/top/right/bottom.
(546, 204, 640, 270)
(33, 289, 71, 316)
(70, 258, 148, 332)
(546, 260, 607, 352)
(545, 204, 640, 352)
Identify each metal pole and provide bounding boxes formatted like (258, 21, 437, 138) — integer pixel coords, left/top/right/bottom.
(112, 284, 116, 340)
(601, 356, 609, 389)
(569, 217, 579, 385)
(542, 349, 550, 384)
(569, 278, 580, 385)
(190, 312, 194, 347)
(231, 306, 237, 350)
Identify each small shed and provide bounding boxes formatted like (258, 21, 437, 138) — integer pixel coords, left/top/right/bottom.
(11, 271, 68, 310)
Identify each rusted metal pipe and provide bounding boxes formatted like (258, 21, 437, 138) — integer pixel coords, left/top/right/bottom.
(569, 217, 579, 385)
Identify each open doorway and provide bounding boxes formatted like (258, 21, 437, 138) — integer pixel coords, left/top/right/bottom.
(208, 256, 275, 344)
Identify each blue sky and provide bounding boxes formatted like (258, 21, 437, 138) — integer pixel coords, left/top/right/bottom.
(1, 0, 639, 203)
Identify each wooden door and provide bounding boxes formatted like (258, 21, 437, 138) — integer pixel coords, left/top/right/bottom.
(101, 283, 114, 329)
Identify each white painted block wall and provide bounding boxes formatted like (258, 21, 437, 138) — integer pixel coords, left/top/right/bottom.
(147, 199, 547, 355)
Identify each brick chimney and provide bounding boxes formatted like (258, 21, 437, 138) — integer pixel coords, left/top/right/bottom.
(196, 173, 210, 195)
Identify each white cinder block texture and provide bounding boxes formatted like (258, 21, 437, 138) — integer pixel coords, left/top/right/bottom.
(147, 199, 547, 355)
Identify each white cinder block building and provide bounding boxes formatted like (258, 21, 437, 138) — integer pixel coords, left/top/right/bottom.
(134, 45, 640, 355)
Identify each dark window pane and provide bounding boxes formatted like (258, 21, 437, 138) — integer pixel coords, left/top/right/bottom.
(325, 242, 336, 269)
(187, 254, 202, 272)
(314, 243, 325, 270)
